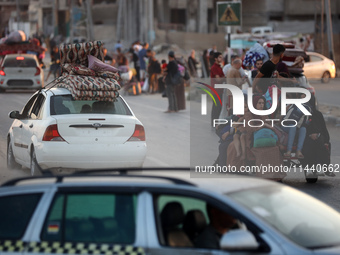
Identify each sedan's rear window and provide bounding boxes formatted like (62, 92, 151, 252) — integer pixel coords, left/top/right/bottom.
(3, 57, 37, 68)
(50, 95, 132, 116)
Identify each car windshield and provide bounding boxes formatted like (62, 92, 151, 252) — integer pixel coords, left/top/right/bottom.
(3, 57, 37, 68)
(50, 95, 132, 116)
(228, 185, 340, 249)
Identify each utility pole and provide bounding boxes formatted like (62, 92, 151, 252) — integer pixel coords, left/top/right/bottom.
(148, 0, 154, 44)
(123, 0, 128, 44)
(321, 0, 324, 55)
(69, 0, 94, 43)
(84, 0, 94, 41)
(116, 0, 123, 41)
(15, 0, 21, 31)
(198, 0, 207, 33)
(70, 0, 74, 43)
(52, 0, 58, 36)
(325, 0, 335, 61)
(139, 0, 144, 42)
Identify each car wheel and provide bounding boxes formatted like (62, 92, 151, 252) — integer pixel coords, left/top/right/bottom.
(321, 71, 330, 83)
(0, 87, 5, 93)
(30, 148, 41, 176)
(7, 140, 20, 169)
(304, 168, 318, 183)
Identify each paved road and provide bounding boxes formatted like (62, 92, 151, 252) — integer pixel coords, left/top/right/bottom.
(310, 79, 340, 107)
(0, 89, 340, 212)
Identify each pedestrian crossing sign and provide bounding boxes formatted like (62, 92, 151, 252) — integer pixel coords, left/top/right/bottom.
(217, 1, 242, 26)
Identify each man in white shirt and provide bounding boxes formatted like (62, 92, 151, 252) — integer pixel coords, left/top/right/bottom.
(223, 55, 247, 78)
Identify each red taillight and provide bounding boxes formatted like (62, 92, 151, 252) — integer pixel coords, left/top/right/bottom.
(0, 70, 5, 76)
(42, 124, 65, 141)
(128, 124, 145, 141)
(16, 56, 25, 60)
(35, 67, 41, 76)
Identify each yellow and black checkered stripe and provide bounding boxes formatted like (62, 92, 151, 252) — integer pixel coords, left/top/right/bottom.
(0, 240, 26, 252)
(0, 240, 145, 255)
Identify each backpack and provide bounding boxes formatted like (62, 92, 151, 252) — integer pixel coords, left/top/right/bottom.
(263, 85, 281, 110)
(283, 103, 312, 128)
(183, 69, 190, 80)
(178, 64, 185, 76)
(170, 71, 182, 85)
(253, 128, 278, 148)
(178, 64, 190, 81)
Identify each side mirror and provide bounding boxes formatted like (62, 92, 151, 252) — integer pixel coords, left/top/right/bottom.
(9, 111, 21, 119)
(220, 229, 259, 251)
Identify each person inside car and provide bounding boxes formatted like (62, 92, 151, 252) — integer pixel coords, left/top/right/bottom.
(194, 204, 236, 249)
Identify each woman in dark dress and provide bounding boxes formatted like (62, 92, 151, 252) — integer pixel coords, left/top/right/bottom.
(301, 95, 334, 176)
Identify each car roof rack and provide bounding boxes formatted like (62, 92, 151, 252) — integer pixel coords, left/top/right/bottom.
(2, 168, 196, 187)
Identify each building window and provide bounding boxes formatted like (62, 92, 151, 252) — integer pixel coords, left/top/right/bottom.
(171, 9, 186, 24)
(269, 15, 283, 21)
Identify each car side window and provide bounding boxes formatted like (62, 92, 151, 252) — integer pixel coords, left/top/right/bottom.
(41, 192, 137, 244)
(29, 94, 46, 120)
(154, 194, 246, 250)
(0, 193, 42, 239)
(21, 94, 39, 119)
(310, 55, 322, 62)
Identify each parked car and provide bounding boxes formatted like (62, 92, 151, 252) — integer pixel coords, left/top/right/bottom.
(304, 51, 336, 83)
(251, 26, 273, 35)
(7, 88, 147, 175)
(0, 54, 44, 92)
(0, 169, 340, 255)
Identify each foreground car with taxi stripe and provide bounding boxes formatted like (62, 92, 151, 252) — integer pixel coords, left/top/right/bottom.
(0, 169, 340, 255)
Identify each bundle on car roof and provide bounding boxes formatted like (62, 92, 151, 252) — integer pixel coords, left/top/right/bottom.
(50, 40, 121, 101)
(0, 30, 46, 56)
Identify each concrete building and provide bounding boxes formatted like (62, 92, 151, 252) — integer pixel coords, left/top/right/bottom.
(1, 0, 339, 62)
(0, 0, 30, 36)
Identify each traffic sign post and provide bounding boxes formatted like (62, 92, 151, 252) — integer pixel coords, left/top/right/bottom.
(217, 1, 242, 64)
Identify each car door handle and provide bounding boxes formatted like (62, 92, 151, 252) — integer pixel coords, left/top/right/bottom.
(29, 124, 33, 128)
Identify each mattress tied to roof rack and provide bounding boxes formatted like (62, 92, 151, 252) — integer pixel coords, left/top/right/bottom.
(54, 41, 121, 102)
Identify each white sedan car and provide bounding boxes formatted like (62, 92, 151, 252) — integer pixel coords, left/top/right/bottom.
(7, 88, 147, 175)
(303, 52, 336, 83)
(0, 54, 44, 92)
